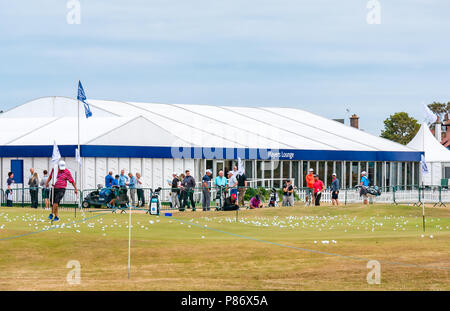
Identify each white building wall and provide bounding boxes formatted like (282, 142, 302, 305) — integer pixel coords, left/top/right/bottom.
(95, 157, 107, 187)
(163, 158, 173, 187)
(142, 158, 153, 188)
(107, 158, 119, 176)
(174, 159, 184, 176)
(119, 158, 130, 173)
(130, 158, 141, 176)
(153, 159, 163, 189)
(83, 157, 96, 189)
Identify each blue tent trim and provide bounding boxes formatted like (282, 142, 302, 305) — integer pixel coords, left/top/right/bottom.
(0, 145, 423, 162)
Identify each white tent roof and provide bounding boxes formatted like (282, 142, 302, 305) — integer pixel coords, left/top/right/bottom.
(0, 116, 187, 147)
(407, 123, 450, 162)
(0, 96, 418, 153)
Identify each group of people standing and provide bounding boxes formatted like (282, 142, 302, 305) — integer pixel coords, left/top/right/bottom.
(6, 168, 52, 209)
(5, 161, 77, 222)
(104, 170, 145, 208)
(305, 168, 341, 206)
(168, 169, 196, 211)
(168, 166, 247, 212)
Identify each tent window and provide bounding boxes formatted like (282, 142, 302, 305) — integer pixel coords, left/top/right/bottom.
(245, 161, 253, 179)
(407, 162, 413, 188)
(352, 162, 359, 187)
(292, 161, 299, 187)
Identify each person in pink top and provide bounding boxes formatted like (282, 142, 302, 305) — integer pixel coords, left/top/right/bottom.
(313, 175, 325, 206)
(249, 195, 263, 209)
(45, 160, 78, 222)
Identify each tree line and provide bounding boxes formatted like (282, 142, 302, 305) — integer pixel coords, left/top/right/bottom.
(380, 102, 450, 145)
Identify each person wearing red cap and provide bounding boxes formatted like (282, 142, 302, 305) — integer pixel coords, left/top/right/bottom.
(223, 193, 239, 211)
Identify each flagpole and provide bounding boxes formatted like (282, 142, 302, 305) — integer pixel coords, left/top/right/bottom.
(422, 122, 426, 232)
(77, 95, 80, 218)
(128, 203, 131, 279)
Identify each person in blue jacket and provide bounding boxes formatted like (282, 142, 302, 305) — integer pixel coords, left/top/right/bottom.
(360, 171, 370, 205)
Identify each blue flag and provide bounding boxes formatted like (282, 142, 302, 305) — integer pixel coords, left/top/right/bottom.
(77, 81, 92, 118)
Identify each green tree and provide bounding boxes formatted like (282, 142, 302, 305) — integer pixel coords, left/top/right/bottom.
(428, 102, 450, 118)
(380, 112, 420, 145)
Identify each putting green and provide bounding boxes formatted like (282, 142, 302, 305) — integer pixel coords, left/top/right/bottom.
(0, 204, 449, 290)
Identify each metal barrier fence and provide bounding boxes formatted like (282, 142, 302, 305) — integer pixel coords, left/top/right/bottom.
(0, 185, 448, 209)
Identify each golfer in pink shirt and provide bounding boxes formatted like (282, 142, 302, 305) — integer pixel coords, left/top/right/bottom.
(46, 160, 78, 222)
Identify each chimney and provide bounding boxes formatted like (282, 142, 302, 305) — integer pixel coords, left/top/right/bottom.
(435, 116, 442, 141)
(350, 114, 359, 129)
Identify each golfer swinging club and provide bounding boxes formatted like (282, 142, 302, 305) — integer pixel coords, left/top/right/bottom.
(45, 160, 78, 222)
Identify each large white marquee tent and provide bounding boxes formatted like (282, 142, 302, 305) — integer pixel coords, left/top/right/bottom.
(407, 123, 450, 186)
(0, 96, 422, 191)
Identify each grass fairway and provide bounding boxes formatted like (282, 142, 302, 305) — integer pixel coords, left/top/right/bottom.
(0, 204, 449, 291)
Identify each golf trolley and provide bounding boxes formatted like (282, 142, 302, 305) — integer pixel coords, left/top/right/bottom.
(215, 186, 227, 211)
(82, 184, 109, 209)
(147, 187, 162, 215)
(111, 187, 130, 213)
(268, 188, 279, 207)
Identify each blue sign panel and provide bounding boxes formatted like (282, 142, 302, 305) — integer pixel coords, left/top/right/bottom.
(11, 159, 24, 184)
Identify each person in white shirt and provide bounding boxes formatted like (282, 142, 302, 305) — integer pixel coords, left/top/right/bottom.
(227, 171, 238, 198)
(136, 172, 145, 207)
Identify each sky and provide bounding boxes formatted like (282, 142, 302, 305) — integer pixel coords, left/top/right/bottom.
(1, 0, 450, 135)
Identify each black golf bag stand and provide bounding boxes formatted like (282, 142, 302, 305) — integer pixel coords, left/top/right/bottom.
(215, 186, 226, 211)
(147, 187, 161, 215)
(268, 188, 278, 207)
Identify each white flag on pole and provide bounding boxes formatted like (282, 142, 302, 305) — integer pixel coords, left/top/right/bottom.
(237, 157, 245, 175)
(420, 155, 429, 175)
(423, 103, 437, 125)
(51, 141, 61, 166)
(75, 148, 82, 166)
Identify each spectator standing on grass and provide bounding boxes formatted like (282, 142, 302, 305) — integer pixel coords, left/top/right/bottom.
(202, 169, 212, 211)
(169, 173, 180, 210)
(128, 172, 137, 207)
(6, 172, 14, 207)
(214, 170, 227, 209)
(28, 168, 36, 208)
(282, 179, 295, 207)
(178, 173, 185, 210)
(182, 170, 196, 211)
(360, 171, 370, 205)
(331, 173, 340, 206)
(305, 168, 315, 206)
(119, 169, 129, 188)
(313, 175, 325, 206)
(40, 170, 50, 210)
(227, 171, 238, 198)
(107, 175, 120, 208)
(28, 172, 39, 209)
(136, 173, 145, 207)
(236, 169, 247, 208)
(105, 171, 114, 188)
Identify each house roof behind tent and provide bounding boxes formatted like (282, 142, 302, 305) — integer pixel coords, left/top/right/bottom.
(407, 123, 450, 163)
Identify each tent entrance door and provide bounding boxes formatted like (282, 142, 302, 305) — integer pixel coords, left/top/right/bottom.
(215, 161, 224, 176)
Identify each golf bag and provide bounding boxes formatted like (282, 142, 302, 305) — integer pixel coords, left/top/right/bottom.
(367, 186, 382, 196)
(215, 186, 226, 211)
(268, 188, 278, 207)
(357, 185, 382, 197)
(148, 187, 162, 215)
